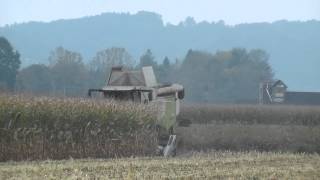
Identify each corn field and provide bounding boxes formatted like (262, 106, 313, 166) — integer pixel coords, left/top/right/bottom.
(0, 95, 157, 161)
(2, 94, 320, 162)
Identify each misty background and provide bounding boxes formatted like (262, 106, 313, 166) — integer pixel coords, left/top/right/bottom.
(0, 0, 319, 103)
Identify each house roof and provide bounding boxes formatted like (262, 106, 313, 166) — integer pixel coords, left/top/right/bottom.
(271, 80, 287, 89)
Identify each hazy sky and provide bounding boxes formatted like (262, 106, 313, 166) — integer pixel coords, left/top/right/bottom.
(1, 0, 320, 26)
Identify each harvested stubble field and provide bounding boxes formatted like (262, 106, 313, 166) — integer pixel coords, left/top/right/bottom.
(177, 104, 320, 153)
(178, 104, 320, 125)
(0, 151, 319, 179)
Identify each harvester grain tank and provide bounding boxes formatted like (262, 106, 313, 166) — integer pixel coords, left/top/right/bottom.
(88, 66, 185, 157)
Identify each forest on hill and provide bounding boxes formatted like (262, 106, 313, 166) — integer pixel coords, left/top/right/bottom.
(0, 11, 319, 91)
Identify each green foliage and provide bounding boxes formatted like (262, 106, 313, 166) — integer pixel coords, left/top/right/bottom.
(0, 37, 21, 90)
(178, 48, 273, 103)
(139, 49, 157, 68)
(15, 47, 274, 102)
(16, 64, 52, 94)
(156, 56, 173, 84)
(49, 47, 88, 96)
(163, 56, 170, 68)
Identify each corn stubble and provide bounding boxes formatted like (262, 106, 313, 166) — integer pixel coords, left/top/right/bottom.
(0, 151, 319, 179)
(0, 95, 157, 161)
(179, 104, 320, 125)
(178, 104, 320, 153)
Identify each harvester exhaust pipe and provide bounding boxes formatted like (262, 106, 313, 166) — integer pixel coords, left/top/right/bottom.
(163, 135, 177, 157)
(157, 84, 184, 99)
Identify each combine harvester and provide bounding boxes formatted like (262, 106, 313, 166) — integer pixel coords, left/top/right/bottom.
(88, 66, 186, 157)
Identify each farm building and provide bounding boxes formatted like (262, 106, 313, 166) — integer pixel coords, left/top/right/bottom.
(259, 80, 320, 105)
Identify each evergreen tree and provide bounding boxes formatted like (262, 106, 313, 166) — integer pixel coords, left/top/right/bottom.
(139, 49, 157, 67)
(0, 37, 21, 90)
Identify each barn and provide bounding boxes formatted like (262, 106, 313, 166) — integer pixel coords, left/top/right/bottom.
(259, 80, 320, 105)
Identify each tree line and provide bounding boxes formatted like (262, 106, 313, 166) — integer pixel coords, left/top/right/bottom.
(0, 36, 273, 103)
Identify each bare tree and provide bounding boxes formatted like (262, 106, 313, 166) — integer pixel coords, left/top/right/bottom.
(89, 47, 134, 87)
(49, 47, 87, 97)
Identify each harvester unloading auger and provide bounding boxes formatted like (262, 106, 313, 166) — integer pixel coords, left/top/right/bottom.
(88, 66, 185, 157)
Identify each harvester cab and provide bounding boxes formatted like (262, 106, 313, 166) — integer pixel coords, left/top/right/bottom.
(88, 66, 184, 157)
